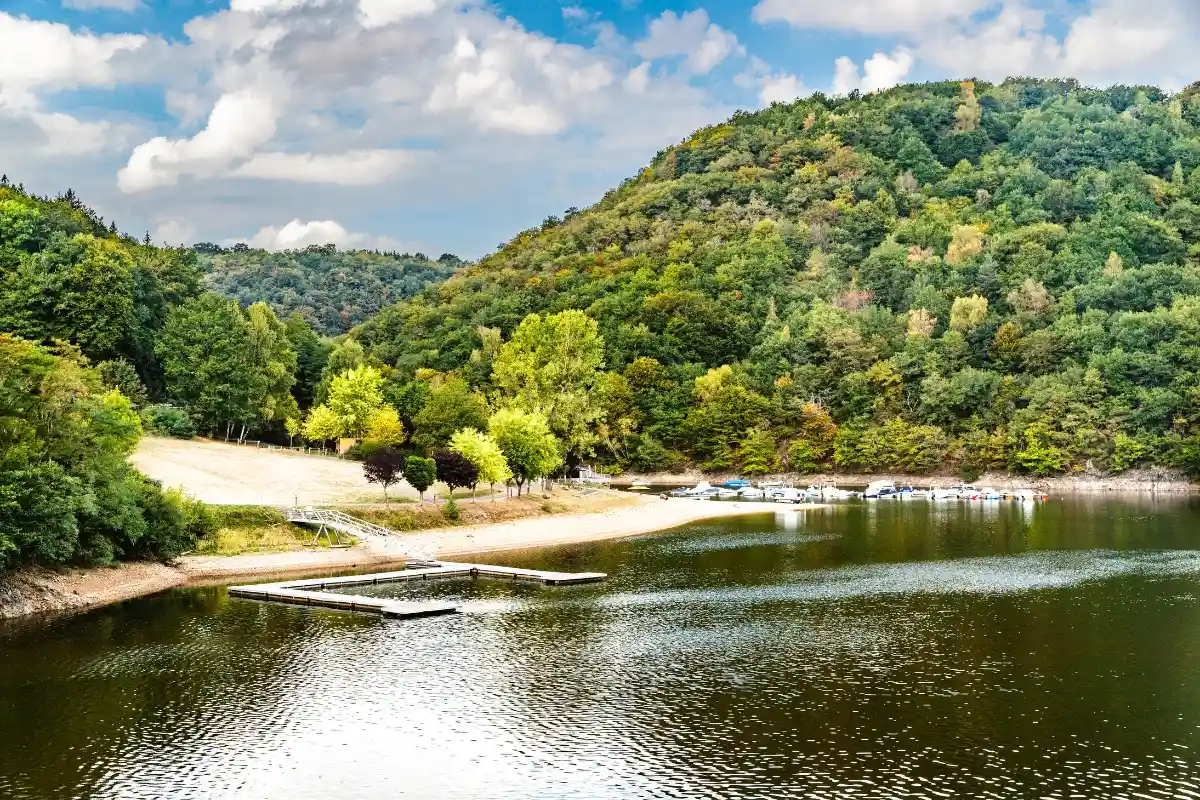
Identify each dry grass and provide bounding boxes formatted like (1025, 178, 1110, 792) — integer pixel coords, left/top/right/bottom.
(344, 490, 640, 532)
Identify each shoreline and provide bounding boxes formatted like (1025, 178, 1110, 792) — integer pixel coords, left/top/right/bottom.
(0, 495, 803, 622)
(609, 468, 1198, 494)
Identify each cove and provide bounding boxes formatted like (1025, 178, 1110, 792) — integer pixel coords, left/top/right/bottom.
(2, 496, 1199, 799)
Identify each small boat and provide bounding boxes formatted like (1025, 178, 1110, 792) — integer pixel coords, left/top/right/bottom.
(979, 487, 1003, 500)
(630, 481, 651, 489)
(738, 487, 766, 500)
(1012, 489, 1046, 502)
(906, 488, 931, 499)
(864, 480, 897, 499)
(684, 481, 713, 496)
(951, 483, 979, 499)
(693, 487, 722, 500)
(723, 479, 752, 490)
(931, 487, 959, 500)
(822, 485, 854, 500)
(774, 488, 805, 504)
(716, 488, 741, 499)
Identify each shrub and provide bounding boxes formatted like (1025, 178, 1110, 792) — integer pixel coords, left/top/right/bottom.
(140, 405, 196, 439)
(442, 495, 461, 522)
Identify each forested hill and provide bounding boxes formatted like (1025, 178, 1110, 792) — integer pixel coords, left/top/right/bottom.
(196, 245, 460, 335)
(354, 78, 1200, 478)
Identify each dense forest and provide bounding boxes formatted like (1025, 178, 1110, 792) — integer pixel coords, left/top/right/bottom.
(352, 78, 1200, 479)
(11, 75, 1200, 572)
(196, 244, 460, 335)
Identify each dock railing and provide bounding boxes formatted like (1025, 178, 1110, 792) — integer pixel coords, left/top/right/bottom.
(284, 507, 437, 561)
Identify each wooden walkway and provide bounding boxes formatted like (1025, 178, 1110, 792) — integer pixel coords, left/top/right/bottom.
(228, 561, 607, 619)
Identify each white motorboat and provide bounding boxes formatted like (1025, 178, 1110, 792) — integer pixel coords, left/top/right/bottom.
(980, 487, 1003, 500)
(716, 488, 741, 499)
(739, 487, 766, 500)
(951, 483, 979, 499)
(864, 480, 897, 499)
(684, 481, 713, 496)
(774, 488, 805, 504)
(931, 487, 959, 500)
(822, 485, 854, 500)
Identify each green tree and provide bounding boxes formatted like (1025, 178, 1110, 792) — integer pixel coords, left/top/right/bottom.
(491, 310, 605, 461)
(488, 407, 562, 496)
(326, 365, 385, 439)
(450, 428, 512, 499)
(156, 293, 257, 438)
(412, 375, 489, 451)
(404, 455, 437, 501)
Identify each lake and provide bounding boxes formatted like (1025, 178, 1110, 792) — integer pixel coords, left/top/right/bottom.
(2, 497, 1199, 799)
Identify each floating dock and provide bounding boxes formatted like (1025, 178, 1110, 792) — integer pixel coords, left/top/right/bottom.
(228, 561, 607, 619)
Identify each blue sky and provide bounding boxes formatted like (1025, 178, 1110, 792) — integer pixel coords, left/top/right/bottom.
(2, 0, 1196, 257)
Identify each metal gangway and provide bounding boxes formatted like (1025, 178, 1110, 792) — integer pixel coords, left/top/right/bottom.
(284, 507, 438, 562)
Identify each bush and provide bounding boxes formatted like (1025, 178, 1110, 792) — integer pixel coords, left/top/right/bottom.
(344, 439, 382, 462)
(140, 405, 196, 439)
(206, 505, 287, 529)
(442, 495, 461, 522)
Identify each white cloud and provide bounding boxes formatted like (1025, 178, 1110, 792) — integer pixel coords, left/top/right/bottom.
(752, 0, 992, 35)
(760, 72, 809, 105)
(12, 0, 733, 256)
(234, 149, 424, 185)
(0, 13, 147, 157)
(832, 49, 914, 95)
(0, 13, 147, 103)
(358, 0, 444, 28)
(635, 10, 744, 75)
(62, 0, 142, 10)
(245, 219, 397, 251)
(118, 87, 281, 192)
(153, 219, 197, 245)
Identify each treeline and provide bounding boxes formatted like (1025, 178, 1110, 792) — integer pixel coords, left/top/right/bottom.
(197, 245, 460, 336)
(345, 78, 1200, 479)
(0, 182, 335, 569)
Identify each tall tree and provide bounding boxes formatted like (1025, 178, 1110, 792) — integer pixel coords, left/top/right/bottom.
(449, 428, 511, 499)
(491, 310, 605, 463)
(487, 408, 562, 496)
(412, 375, 489, 452)
(156, 294, 257, 438)
(434, 450, 479, 498)
(363, 446, 404, 505)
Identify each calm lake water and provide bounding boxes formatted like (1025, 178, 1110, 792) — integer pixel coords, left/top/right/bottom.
(3, 497, 1200, 799)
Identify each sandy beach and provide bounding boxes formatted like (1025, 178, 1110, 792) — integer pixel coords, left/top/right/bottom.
(1, 495, 815, 619)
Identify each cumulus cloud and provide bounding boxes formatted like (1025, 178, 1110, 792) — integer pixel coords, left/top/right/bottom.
(234, 149, 425, 185)
(153, 219, 197, 246)
(917, 0, 1200, 88)
(752, 0, 991, 35)
(0, 13, 148, 156)
(245, 219, 398, 251)
(832, 49, 914, 95)
(12, 0, 734, 255)
(759, 72, 810, 105)
(118, 87, 280, 192)
(635, 10, 744, 74)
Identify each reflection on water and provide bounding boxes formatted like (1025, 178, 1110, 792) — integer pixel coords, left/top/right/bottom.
(2, 497, 1200, 799)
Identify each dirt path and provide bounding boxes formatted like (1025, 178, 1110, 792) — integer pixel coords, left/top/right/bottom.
(1, 496, 811, 619)
(130, 437, 418, 505)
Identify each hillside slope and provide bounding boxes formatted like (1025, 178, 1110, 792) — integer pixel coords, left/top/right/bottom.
(354, 78, 1200, 478)
(197, 245, 459, 336)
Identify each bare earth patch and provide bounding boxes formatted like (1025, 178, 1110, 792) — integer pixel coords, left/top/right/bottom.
(130, 437, 420, 505)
